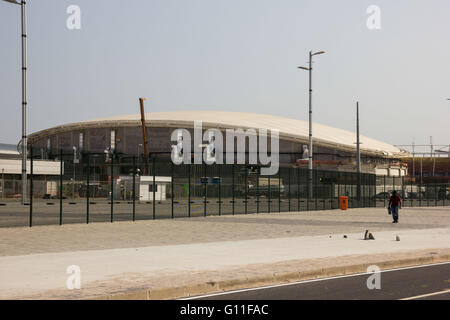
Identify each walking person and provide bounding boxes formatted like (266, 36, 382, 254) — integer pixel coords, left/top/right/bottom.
(388, 190, 402, 223)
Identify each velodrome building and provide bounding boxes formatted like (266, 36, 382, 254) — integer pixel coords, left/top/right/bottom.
(28, 111, 408, 176)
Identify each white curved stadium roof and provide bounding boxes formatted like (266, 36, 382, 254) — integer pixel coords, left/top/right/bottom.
(30, 111, 403, 156)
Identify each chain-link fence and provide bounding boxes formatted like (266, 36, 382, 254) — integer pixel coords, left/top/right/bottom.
(0, 150, 448, 227)
(374, 175, 450, 208)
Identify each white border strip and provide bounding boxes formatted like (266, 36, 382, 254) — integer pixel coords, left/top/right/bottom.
(181, 261, 450, 300)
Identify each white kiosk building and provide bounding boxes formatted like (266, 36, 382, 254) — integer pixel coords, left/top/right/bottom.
(139, 176, 171, 201)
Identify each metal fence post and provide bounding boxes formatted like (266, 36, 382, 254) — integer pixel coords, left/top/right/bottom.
(172, 162, 174, 219)
(363, 174, 367, 208)
(60, 149, 63, 225)
(218, 164, 221, 216)
(372, 174, 375, 207)
(232, 164, 235, 215)
(288, 167, 291, 212)
(245, 165, 248, 215)
(337, 172, 341, 209)
(110, 154, 114, 223)
(435, 182, 438, 207)
(357, 171, 361, 206)
(383, 175, 386, 208)
(306, 170, 309, 211)
(410, 176, 413, 207)
(349, 172, 353, 207)
(29, 146, 33, 227)
(323, 171, 327, 210)
(443, 184, 445, 207)
(86, 153, 90, 224)
(344, 171, 347, 198)
(203, 162, 206, 217)
(419, 177, 422, 207)
(188, 164, 191, 218)
(278, 170, 281, 213)
(367, 174, 370, 207)
(132, 155, 136, 221)
(152, 157, 156, 219)
(268, 174, 271, 213)
(401, 175, 404, 207)
(297, 168, 300, 211)
(256, 167, 259, 213)
(314, 170, 318, 211)
(393, 176, 395, 198)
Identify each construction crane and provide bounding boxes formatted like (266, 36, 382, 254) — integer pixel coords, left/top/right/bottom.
(139, 97, 150, 175)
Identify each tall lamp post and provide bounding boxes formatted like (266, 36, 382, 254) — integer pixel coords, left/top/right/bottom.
(298, 50, 325, 198)
(356, 101, 361, 202)
(2, 0, 27, 205)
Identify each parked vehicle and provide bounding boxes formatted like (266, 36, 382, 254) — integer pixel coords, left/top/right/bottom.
(374, 192, 390, 200)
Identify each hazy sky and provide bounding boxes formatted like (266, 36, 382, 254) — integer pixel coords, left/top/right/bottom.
(1, 0, 449, 151)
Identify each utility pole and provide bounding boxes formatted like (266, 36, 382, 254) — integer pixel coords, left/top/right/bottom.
(298, 50, 325, 199)
(356, 102, 361, 174)
(21, 0, 27, 205)
(356, 102, 361, 201)
(2, 0, 28, 204)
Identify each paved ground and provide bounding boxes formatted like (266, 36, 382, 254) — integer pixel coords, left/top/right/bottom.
(0, 207, 449, 256)
(189, 262, 450, 300)
(0, 207, 448, 299)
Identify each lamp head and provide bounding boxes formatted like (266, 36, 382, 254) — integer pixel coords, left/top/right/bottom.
(2, 0, 21, 4)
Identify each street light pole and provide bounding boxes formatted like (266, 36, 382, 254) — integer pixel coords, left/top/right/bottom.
(356, 102, 361, 174)
(20, 0, 27, 205)
(308, 51, 313, 173)
(298, 50, 325, 199)
(2, 0, 27, 205)
(356, 101, 361, 202)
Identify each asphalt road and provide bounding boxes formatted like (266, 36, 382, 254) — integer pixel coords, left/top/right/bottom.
(186, 262, 450, 300)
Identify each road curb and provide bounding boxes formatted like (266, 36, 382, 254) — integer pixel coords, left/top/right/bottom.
(94, 253, 450, 300)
